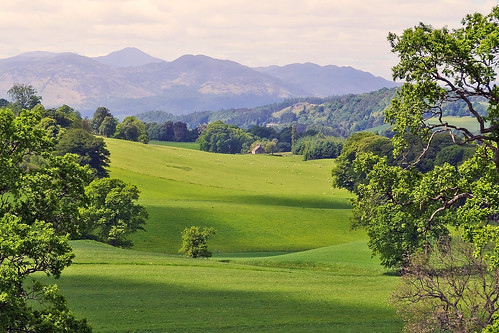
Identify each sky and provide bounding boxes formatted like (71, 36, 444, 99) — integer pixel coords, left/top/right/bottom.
(1, 0, 498, 80)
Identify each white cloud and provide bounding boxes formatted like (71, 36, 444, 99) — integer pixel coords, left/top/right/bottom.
(0, 0, 497, 78)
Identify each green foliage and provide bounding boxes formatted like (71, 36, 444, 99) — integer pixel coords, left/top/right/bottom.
(81, 178, 148, 248)
(342, 7, 499, 328)
(179, 226, 216, 258)
(197, 120, 254, 154)
(7, 83, 42, 112)
(43, 104, 83, 129)
(0, 215, 91, 332)
(114, 116, 149, 143)
(0, 107, 91, 331)
(387, 6, 499, 167)
(55, 128, 111, 178)
(98, 116, 118, 138)
(91, 107, 113, 133)
(349, 147, 499, 269)
(293, 135, 343, 161)
(145, 120, 197, 142)
(332, 132, 393, 193)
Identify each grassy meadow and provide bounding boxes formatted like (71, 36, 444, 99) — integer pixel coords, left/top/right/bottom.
(47, 139, 403, 332)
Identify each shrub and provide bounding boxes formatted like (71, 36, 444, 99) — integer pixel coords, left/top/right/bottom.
(179, 226, 216, 258)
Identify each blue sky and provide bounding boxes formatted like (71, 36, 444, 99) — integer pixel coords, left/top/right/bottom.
(1, 0, 497, 79)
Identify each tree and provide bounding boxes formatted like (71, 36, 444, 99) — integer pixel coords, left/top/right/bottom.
(114, 116, 149, 143)
(80, 178, 148, 248)
(173, 121, 188, 142)
(178, 226, 216, 258)
(7, 83, 42, 112)
(387, 6, 499, 169)
(55, 128, 111, 178)
(98, 116, 118, 137)
(331, 132, 393, 193)
(341, 6, 499, 330)
(91, 107, 114, 134)
(391, 238, 499, 332)
(197, 121, 254, 154)
(43, 104, 83, 129)
(0, 107, 92, 331)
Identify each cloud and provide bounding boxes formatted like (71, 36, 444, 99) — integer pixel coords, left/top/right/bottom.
(0, 0, 497, 78)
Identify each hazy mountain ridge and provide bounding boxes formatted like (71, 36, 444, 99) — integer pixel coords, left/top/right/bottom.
(0, 48, 398, 117)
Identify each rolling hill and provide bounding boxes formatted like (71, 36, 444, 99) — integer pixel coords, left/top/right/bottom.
(37, 138, 402, 332)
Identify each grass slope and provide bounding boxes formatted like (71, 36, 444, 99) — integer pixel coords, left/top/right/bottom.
(43, 240, 402, 332)
(49, 139, 403, 331)
(106, 138, 363, 253)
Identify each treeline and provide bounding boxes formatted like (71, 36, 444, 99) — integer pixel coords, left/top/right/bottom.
(195, 120, 344, 160)
(136, 87, 487, 138)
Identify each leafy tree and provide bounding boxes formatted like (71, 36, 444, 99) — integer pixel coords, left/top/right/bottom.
(197, 121, 254, 154)
(173, 121, 188, 142)
(0, 107, 92, 331)
(340, 6, 499, 330)
(98, 116, 118, 138)
(91, 107, 114, 133)
(43, 104, 83, 129)
(55, 128, 111, 178)
(265, 139, 278, 155)
(80, 178, 148, 248)
(114, 116, 149, 143)
(0, 98, 9, 107)
(249, 125, 277, 140)
(332, 132, 393, 193)
(293, 135, 343, 161)
(7, 83, 42, 112)
(178, 226, 216, 258)
(387, 7, 499, 169)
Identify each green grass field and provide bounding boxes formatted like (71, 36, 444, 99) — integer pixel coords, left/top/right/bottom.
(107, 138, 364, 253)
(43, 240, 402, 332)
(45, 139, 403, 332)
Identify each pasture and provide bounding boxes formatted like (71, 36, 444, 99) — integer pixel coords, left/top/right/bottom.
(47, 139, 403, 331)
(106, 138, 364, 253)
(46, 240, 402, 332)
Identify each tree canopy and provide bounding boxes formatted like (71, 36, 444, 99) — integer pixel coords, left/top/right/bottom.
(0, 107, 92, 331)
(114, 116, 149, 143)
(55, 128, 111, 178)
(197, 121, 254, 154)
(334, 6, 499, 331)
(80, 178, 148, 248)
(7, 83, 42, 112)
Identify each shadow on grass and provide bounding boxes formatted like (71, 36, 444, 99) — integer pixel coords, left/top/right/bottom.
(224, 194, 352, 210)
(44, 267, 403, 333)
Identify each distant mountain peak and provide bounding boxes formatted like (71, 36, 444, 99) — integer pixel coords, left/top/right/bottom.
(93, 47, 165, 68)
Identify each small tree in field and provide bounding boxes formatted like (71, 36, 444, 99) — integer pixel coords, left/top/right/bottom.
(179, 226, 216, 258)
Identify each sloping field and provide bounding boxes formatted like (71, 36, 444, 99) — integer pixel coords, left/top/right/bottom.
(106, 138, 365, 253)
(45, 240, 402, 332)
(48, 139, 403, 332)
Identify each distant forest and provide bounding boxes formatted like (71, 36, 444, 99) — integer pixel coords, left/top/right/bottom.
(136, 87, 487, 138)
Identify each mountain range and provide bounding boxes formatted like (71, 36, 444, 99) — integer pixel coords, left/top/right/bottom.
(0, 47, 399, 117)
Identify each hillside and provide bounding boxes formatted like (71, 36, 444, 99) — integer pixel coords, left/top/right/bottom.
(0, 48, 398, 117)
(137, 88, 398, 135)
(104, 138, 362, 253)
(136, 87, 489, 138)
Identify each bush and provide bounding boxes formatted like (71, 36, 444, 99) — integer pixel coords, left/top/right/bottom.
(179, 226, 216, 258)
